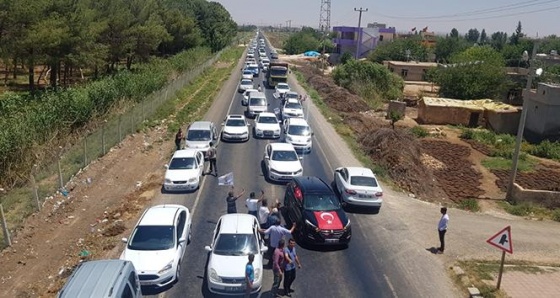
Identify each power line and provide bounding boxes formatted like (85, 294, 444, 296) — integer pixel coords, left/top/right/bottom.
(374, 0, 558, 20)
(410, 5, 560, 22)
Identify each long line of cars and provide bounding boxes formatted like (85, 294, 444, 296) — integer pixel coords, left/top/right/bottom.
(58, 32, 385, 297)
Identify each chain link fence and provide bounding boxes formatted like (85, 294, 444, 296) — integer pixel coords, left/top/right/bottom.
(0, 50, 224, 249)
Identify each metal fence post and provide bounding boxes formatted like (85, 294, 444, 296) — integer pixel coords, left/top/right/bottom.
(57, 158, 64, 189)
(0, 204, 11, 247)
(83, 137, 88, 168)
(118, 115, 122, 141)
(30, 173, 41, 211)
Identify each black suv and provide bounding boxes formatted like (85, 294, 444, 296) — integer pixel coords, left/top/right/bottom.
(284, 176, 351, 245)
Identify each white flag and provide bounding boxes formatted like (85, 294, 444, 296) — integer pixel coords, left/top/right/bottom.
(218, 172, 234, 186)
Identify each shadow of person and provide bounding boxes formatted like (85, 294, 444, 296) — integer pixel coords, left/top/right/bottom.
(426, 247, 440, 254)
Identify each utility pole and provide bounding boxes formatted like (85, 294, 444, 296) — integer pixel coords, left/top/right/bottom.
(506, 42, 539, 201)
(354, 7, 368, 59)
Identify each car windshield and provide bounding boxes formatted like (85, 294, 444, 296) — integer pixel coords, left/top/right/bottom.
(272, 150, 298, 161)
(128, 226, 174, 250)
(270, 68, 287, 76)
(213, 234, 258, 256)
(287, 125, 311, 136)
(304, 194, 341, 211)
(241, 80, 252, 86)
(286, 93, 298, 99)
(350, 176, 379, 187)
(226, 119, 246, 127)
(248, 66, 258, 71)
(285, 102, 302, 109)
(250, 98, 266, 106)
(169, 157, 196, 170)
(258, 116, 277, 124)
(187, 129, 211, 141)
(277, 84, 289, 90)
(243, 70, 252, 75)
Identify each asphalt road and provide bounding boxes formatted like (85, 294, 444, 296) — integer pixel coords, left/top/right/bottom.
(142, 38, 457, 298)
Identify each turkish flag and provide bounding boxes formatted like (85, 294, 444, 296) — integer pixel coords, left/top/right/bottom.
(411, 27, 416, 31)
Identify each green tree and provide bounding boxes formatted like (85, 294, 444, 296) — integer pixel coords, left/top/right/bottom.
(431, 46, 507, 99)
(450, 28, 459, 39)
(480, 29, 487, 44)
(194, 1, 237, 52)
(490, 31, 508, 51)
(510, 21, 523, 45)
(434, 36, 468, 63)
(369, 36, 429, 63)
(465, 28, 480, 44)
(283, 27, 321, 54)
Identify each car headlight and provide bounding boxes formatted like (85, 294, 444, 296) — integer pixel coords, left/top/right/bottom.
(286, 136, 293, 142)
(344, 219, 351, 231)
(305, 219, 320, 232)
(158, 261, 174, 274)
(164, 179, 172, 184)
(209, 268, 222, 283)
(256, 128, 263, 133)
(295, 169, 303, 174)
(306, 138, 312, 143)
(274, 129, 280, 134)
(188, 177, 198, 183)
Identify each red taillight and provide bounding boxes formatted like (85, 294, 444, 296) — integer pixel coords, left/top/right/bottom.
(345, 189, 357, 195)
(375, 192, 383, 197)
(294, 186, 303, 200)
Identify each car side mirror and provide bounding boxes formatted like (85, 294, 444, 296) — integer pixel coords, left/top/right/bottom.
(204, 246, 212, 252)
(221, 123, 225, 126)
(121, 237, 128, 243)
(164, 164, 169, 169)
(179, 237, 187, 243)
(311, 132, 315, 136)
(298, 156, 303, 160)
(264, 155, 270, 160)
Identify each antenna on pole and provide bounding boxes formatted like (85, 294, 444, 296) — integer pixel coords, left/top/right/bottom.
(319, 0, 331, 33)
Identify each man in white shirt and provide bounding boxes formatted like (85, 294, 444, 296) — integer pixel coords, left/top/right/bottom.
(437, 207, 449, 254)
(246, 190, 265, 217)
(258, 199, 271, 228)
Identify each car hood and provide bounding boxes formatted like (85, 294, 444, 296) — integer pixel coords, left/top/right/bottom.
(121, 248, 176, 273)
(209, 253, 263, 277)
(223, 126, 248, 134)
(287, 134, 311, 143)
(269, 159, 302, 172)
(283, 108, 303, 115)
(255, 123, 279, 130)
(304, 209, 347, 230)
(186, 140, 210, 149)
(165, 168, 199, 181)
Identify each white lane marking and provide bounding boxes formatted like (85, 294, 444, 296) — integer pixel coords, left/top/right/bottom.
(383, 274, 399, 298)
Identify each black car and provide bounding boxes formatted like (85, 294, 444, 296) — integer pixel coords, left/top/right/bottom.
(270, 52, 279, 60)
(284, 176, 351, 245)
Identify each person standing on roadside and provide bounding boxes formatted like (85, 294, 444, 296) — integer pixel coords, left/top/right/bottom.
(246, 190, 265, 217)
(206, 142, 218, 176)
(437, 207, 449, 254)
(258, 199, 271, 228)
(271, 239, 286, 297)
(283, 238, 301, 296)
(175, 128, 183, 150)
(245, 253, 255, 298)
(226, 187, 246, 214)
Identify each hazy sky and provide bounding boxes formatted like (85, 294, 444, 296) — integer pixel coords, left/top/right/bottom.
(213, 0, 559, 37)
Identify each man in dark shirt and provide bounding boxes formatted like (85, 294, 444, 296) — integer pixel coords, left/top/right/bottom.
(225, 187, 245, 214)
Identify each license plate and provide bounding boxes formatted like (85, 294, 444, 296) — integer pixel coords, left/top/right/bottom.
(325, 239, 339, 243)
(226, 286, 241, 291)
(264, 131, 273, 135)
(359, 194, 372, 198)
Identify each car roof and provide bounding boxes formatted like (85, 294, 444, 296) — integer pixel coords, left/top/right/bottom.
(287, 117, 308, 126)
(286, 91, 298, 96)
(258, 112, 276, 118)
(293, 176, 331, 194)
(285, 98, 300, 104)
(244, 89, 258, 94)
(269, 142, 296, 151)
(139, 205, 185, 226)
(172, 148, 199, 158)
(226, 114, 245, 120)
(241, 79, 252, 83)
(249, 92, 266, 98)
(189, 121, 213, 130)
(218, 214, 255, 234)
(345, 167, 376, 177)
(243, 69, 253, 73)
(277, 83, 289, 86)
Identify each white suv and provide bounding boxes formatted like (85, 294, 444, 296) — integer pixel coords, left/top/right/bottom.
(283, 117, 313, 153)
(263, 142, 303, 182)
(120, 205, 191, 288)
(205, 214, 267, 295)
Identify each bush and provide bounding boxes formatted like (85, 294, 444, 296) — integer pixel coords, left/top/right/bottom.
(552, 209, 560, 222)
(458, 198, 480, 212)
(410, 126, 429, 138)
(529, 140, 560, 160)
(503, 202, 534, 216)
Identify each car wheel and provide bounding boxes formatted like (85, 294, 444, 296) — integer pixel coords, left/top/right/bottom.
(187, 228, 192, 245)
(175, 261, 181, 282)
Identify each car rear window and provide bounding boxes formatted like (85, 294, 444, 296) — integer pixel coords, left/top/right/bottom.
(350, 176, 378, 187)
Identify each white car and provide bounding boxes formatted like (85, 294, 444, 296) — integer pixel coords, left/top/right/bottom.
(163, 149, 205, 191)
(333, 167, 383, 210)
(120, 205, 191, 288)
(241, 69, 253, 80)
(275, 83, 290, 97)
(283, 117, 313, 152)
(247, 51, 255, 59)
(221, 114, 250, 142)
(281, 98, 304, 119)
(238, 79, 254, 93)
(242, 89, 258, 106)
(205, 214, 267, 295)
(264, 143, 303, 182)
(254, 112, 281, 139)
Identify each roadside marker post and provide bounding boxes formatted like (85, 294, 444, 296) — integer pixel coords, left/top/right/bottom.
(486, 226, 513, 289)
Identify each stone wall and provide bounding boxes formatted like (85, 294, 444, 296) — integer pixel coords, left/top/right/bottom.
(512, 183, 560, 208)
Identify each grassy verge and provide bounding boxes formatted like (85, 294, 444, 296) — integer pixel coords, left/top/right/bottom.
(454, 260, 560, 298)
(481, 156, 537, 172)
(292, 70, 390, 180)
(498, 201, 560, 221)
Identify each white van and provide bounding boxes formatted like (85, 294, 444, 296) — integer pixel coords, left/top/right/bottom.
(246, 92, 268, 118)
(57, 260, 142, 298)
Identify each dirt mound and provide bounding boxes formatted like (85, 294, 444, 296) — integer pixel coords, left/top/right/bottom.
(297, 63, 370, 113)
(359, 128, 446, 200)
(421, 140, 485, 201)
